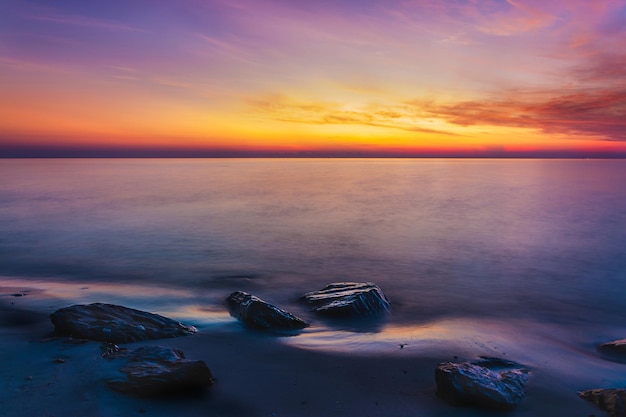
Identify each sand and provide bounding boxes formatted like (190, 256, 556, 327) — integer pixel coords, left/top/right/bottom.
(0, 292, 619, 417)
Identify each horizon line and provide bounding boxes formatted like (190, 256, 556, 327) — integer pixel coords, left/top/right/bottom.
(3, 155, 626, 159)
(2, 146, 626, 159)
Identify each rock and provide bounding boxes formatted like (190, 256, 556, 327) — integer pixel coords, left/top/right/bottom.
(50, 303, 197, 343)
(598, 339, 626, 362)
(226, 291, 308, 330)
(301, 282, 391, 318)
(435, 357, 530, 410)
(107, 346, 214, 396)
(579, 388, 626, 417)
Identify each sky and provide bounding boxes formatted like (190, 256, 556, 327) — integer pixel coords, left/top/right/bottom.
(1, 0, 626, 157)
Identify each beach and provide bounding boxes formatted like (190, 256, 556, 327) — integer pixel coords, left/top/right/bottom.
(1, 279, 623, 417)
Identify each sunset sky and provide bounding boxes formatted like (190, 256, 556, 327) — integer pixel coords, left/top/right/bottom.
(1, 0, 626, 157)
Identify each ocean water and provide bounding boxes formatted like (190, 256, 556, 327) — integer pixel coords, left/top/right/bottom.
(2, 158, 626, 356)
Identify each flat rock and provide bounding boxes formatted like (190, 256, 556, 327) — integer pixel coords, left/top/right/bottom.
(107, 346, 214, 396)
(579, 388, 626, 417)
(435, 357, 530, 410)
(226, 291, 309, 330)
(301, 282, 391, 318)
(50, 303, 197, 343)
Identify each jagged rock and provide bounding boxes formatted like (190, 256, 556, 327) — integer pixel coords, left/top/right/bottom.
(107, 346, 214, 396)
(50, 303, 196, 343)
(226, 291, 309, 330)
(598, 339, 626, 362)
(435, 357, 530, 410)
(579, 388, 626, 417)
(302, 282, 391, 318)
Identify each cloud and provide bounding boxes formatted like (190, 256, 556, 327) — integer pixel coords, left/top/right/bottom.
(574, 53, 626, 85)
(248, 72, 626, 141)
(247, 94, 458, 135)
(418, 88, 626, 140)
(476, 0, 557, 36)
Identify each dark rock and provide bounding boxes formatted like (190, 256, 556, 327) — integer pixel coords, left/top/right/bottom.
(598, 339, 626, 362)
(50, 303, 196, 343)
(435, 357, 530, 410)
(579, 388, 626, 417)
(107, 346, 214, 396)
(226, 291, 308, 330)
(301, 282, 391, 318)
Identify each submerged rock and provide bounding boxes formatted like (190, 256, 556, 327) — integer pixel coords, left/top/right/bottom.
(107, 346, 214, 396)
(50, 303, 197, 343)
(226, 291, 309, 330)
(301, 282, 391, 318)
(435, 357, 530, 410)
(579, 388, 626, 417)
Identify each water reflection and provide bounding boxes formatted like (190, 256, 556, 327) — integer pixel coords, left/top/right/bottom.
(284, 319, 508, 355)
(0, 277, 193, 314)
(283, 317, 625, 384)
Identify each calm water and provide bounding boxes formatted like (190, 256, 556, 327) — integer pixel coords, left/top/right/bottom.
(1, 158, 626, 342)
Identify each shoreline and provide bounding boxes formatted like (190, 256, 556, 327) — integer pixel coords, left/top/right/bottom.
(1, 288, 622, 417)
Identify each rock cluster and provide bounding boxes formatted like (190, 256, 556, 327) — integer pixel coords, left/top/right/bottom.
(435, 357, 530, 410)
(40, 281, 626, 413)
(47, 283, 392, 396)
(50, 303, 209, 396)
(50, 303, 197, 343)
(226, 282, 392, 330)
(41, 281, 626, 413)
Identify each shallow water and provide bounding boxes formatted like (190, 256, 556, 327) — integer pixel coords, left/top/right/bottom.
(2, 158, 626, 351)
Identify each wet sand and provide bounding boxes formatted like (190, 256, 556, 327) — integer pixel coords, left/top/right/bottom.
(1, 288, 622, 417)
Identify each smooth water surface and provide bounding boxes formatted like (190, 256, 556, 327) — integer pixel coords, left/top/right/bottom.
(1, 158, 625, 337)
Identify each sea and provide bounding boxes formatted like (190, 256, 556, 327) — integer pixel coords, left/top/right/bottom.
(2, 158, 626, 362)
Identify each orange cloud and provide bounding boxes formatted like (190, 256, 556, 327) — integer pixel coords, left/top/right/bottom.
(247, 94, 459, 136)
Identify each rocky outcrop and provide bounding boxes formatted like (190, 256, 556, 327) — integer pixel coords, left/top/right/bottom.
(50, 303, 197, 343)
(107, 346, 214, 396)
(226, 291, 309, 330)
(435, 357, 530, 410)
(598, 339, 626, 362)
(301, 282, 391, 318)
(579, 388, 626, 417)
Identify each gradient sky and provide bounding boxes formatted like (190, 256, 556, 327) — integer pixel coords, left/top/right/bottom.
(1, 0, 626, 156)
